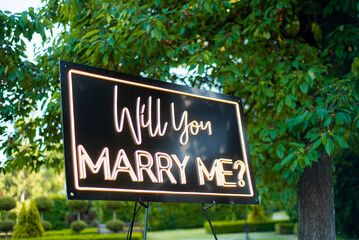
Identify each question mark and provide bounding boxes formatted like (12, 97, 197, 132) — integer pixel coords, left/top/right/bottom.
(233, 160, 246, 187)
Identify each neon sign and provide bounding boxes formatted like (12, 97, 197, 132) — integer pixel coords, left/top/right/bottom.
(60, 61, 258, 204)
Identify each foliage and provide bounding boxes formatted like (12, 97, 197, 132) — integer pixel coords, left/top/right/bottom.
(12, 201, 45, 239)
(42, 220, 52, 231)
(35, 196, 55, 212)
(204, 219, 291, 234)
(12, 203, 29, 239)
(1, 0, 359, 238)
(105, 219, 124, 233)
(104, 201, 123, 220)
(104, 201, 124, 211)
(43, 195, 68, 230)
(0, 8, 53, 173)
(96, 201, 138, 223)
(248, 205, 267, 222)
(67, 200, 89, 220)
(35, 196, 55, 221)
(67, 200, 89, 212)
(0, 219, 15, 233)
(334, 136, 359, 238)
(0, 169, 65, 202)
(275, 223, 295, 235)
(0, 196, 16, 219)
(70, 220, 86, 234)
(26, 200, 46, 237)
(11, 231, 143, 240)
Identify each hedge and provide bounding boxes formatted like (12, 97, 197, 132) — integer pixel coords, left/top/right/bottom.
(275, 223, 295, 234)
(16, 232, 142, 240)
(204, 219, 292, 234)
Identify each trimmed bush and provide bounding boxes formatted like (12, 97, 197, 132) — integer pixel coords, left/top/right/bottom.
(0, 196, 16, 220)
(67, 200, 89, 221)
(10, 232, 143, 240)
(35, 196, 54, 221)
(70, 220, 87, 234)
(106, 219, 124, 233)
(42, 220, 52, 231)
(0, 220, 15, 239)
(0, 197, 17, 212)
(105, 201, 123, 220)
(204, 219, 292, 234)
(275, 223, 294, 234)
(12, 203, 29, 239)
(26, 200, 45, 237)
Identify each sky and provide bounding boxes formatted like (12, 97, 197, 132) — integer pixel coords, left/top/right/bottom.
(0, 0, 42, 13)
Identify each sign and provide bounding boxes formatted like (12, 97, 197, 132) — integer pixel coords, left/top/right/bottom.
(60, 61, 258, 204)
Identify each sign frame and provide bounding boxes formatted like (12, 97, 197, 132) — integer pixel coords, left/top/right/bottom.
(60, 60, 258, 204)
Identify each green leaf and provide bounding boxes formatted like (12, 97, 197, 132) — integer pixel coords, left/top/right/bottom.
(325, 138, 334, 156)
(266, 88, 274, 97)
(285, 95, 292, 108)
(312, 137, 322, 149)
(276, 144, 285, 159)
(281, 153, 294, 166)
(321, 132, 327, 146)
(334, 135, 348, 148)
(308, 70, 315, 80)
(83, 29, 100, 39)
(299, 82, 308, 94)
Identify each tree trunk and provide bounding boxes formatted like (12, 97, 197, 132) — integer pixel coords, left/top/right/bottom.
(113, 210, 117, 220)
(297, 151, 336, 240)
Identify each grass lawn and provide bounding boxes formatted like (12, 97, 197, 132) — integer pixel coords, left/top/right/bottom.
(147, 228, 298, 240)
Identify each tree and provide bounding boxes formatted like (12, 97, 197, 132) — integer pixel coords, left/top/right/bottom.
(0, 197, 16, 240)
(1, 1, 359, 239)
(12, 203, 29, 239)
(26, 200, 45, 237)
(67, 200, 89, 221)
(0, 7, 52, 173)
(0, 196, 16, 220)
(105, 201, 124, 220)
(35, 196, 55, 221)
(0, 220, 15, 239)
(12, 201, 45, 239)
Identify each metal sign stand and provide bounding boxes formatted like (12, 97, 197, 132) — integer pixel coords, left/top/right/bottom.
(127, 201, 149, 240)
(202, 201, 218, 240)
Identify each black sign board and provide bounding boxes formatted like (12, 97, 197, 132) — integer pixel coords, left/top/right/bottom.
(60, 61, 258, 204)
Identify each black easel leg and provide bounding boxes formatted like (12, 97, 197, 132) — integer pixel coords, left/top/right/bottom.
(143, 202, 149, 240)
(202, 202, 218, 240)
(127, 202, 142, 240)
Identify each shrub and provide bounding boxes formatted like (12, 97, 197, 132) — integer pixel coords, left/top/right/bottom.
(248, 206, 267, 222)
(12, 201, 45, 239)
(0, 197, 16, 212)
(35, 196, 54, 221)
(70, 220, 87, 234)
(0, 220, 15, 238)
(106, 219, 124, 233)
(105, 201, 123, 220)
(67, 200, 89, 220)
(275, 223, 294, 234)
(26, 200, 45, 237)
(42, 220, 52, 231)
(12, 203, 29, 239)
(43, 195, 68, 230)
(0, 197, 16, 220)
(204, 219, 292, 234)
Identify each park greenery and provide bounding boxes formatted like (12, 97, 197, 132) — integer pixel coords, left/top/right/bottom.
(1, 0, 359, 239)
